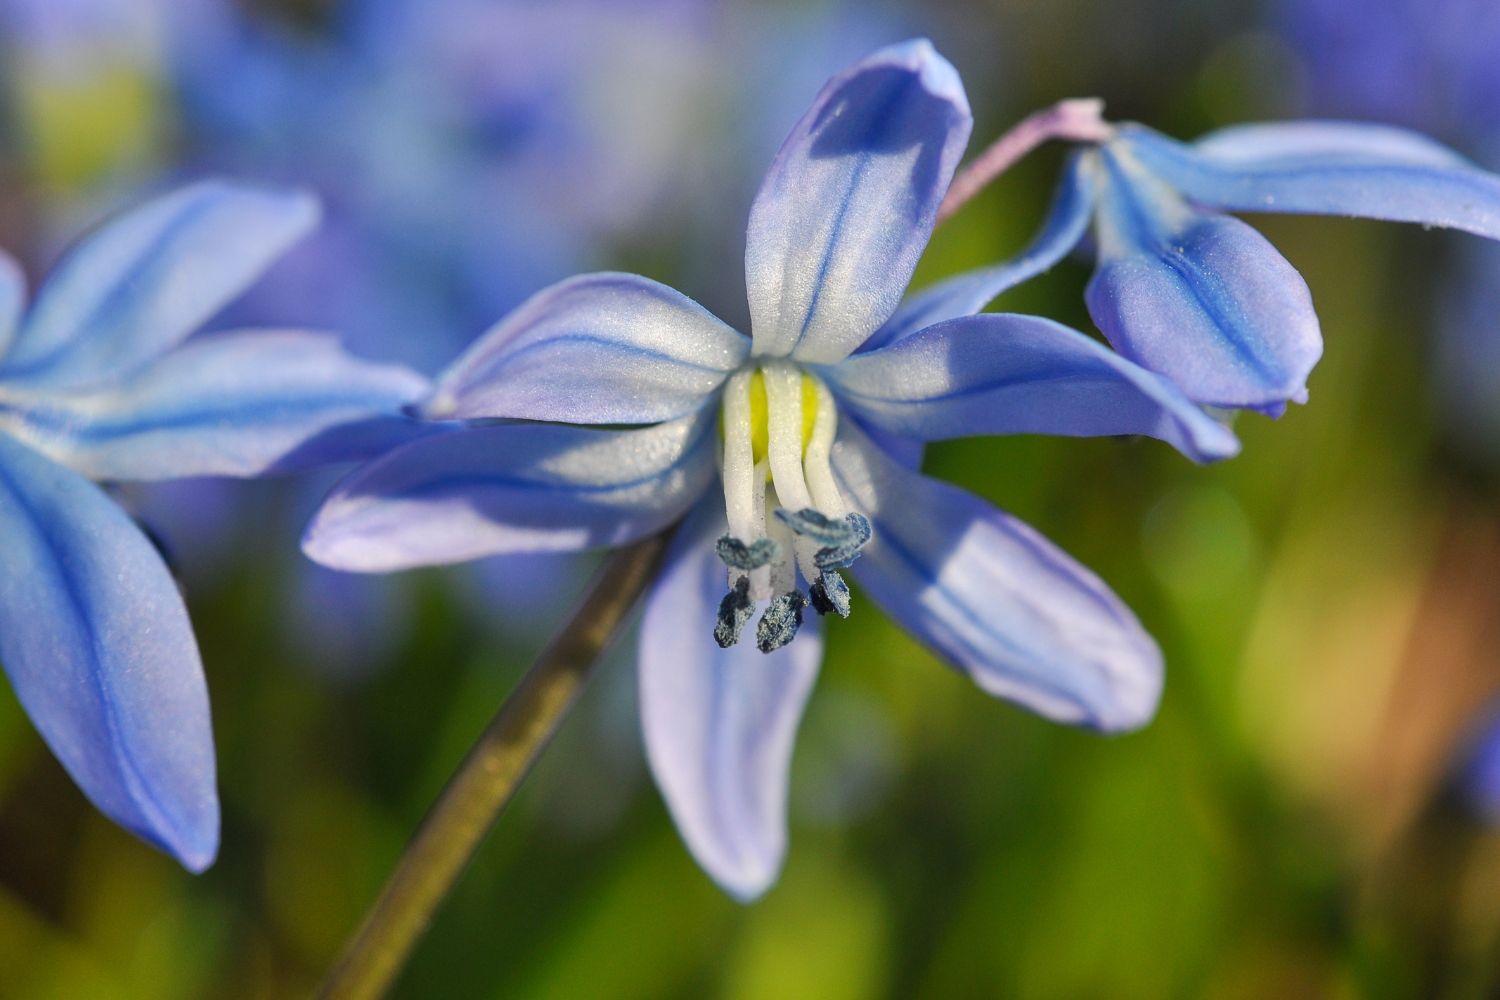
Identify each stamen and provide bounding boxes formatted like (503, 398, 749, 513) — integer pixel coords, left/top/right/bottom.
(756, 590, 807, 653)
(719, 370, 759, 545)
(774, 509, 872, 569)
(714, 576, 754, 648)
(801, 376, 844, 515)
(762, 363, 816, 512)
(764, 483, 797, 598)
(715, 535, 779, 571)
(809, 571, 851, 618)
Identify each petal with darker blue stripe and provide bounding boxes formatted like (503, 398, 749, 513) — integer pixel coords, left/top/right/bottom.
(831, 421, 1162, 732)
(303, 411, 717, 572)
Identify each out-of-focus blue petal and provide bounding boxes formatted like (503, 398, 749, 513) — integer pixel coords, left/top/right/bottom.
(423, 272, 748, 424)
(744, 39, 971, 364)
(639, 501, 821, 900)
(0, 250, 25, 358)
(1089, 148, 1323, 409)
(1120, 122, 1500, 239)
(303, 411, 715, 572)
(831, 422, 1162, 732)
(862, 151, 1097, 352)
(826, 313, 1239, 462)
(1, 331, 430, 481)
(0, 181, 318, 388)
(0, 434, 217, 870)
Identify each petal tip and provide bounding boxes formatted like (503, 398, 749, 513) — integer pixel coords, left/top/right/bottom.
(874, 37, 968, 114)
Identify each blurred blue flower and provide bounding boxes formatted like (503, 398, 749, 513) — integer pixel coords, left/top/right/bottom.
(930, 118, 1500, 413)
(0, 180, 425, 870)
(1278, 0, 1500, 459)
(304, 41, 1237, 899)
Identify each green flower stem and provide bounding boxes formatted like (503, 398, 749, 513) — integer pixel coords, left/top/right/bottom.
(316, 533, 671, 1000)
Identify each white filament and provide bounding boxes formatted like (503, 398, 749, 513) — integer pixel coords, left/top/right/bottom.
(802, 377, 846, 517)
(719, 369, 757, 546)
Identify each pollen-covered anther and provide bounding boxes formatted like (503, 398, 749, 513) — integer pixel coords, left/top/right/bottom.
(756, 590, 807, 653)
(714, 576, 754, 648)
(775, 508, 872, 570)
(808, 570, 851, 618)
(715, 534, 779, 572)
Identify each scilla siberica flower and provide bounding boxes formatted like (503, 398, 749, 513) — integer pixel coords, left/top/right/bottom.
(0, 181, 425, 870)
(913, 116, 1500, 414)
(305, 41, 1240, 898)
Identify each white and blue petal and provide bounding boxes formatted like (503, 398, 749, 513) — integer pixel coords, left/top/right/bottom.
(0, 331, 429, 481)
(825, 313, 1239, 462)
(861, 150, 1097, 352)
(0, 435, 217, 870)
(424, 273, 748, 424)
(1087, 145, 1323, 409)
(744, 39, 972, 364)
(0, 181, 318, 388)
(1119, 121, 1500, 239)
(303, 411, 716, 572)
(639, 502, 821, 900)
(831, 422, 1162, 732)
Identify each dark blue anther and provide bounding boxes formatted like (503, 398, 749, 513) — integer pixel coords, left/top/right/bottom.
(714, 575, 754, 648)
(808, 570, 851, 618)
(776, 509, 873, 571)
(756, 590, 807, 653)
(715, 534, 780, 571)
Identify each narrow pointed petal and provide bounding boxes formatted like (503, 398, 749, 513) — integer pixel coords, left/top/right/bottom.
(826, 313, 1239, 462)
(424, 273, 748, 424)
(862, 151, 1097, 352)
(0, 250, 25, 359)
(1120, 122, 1500, 239)
(639, 503, 821, 900)
(832, 423, 1162, 732)
(304, 412, 716, 572)
(2, 331, 429, 481)
(0, 436, 217, 869)
(0, 181, 318, 388)
(745, 39, 972, 364)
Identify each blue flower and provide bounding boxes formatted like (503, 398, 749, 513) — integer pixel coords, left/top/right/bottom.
(922, 118, 1500, 413)
(305, 41, 1238, 899)
(0, 180, 426, 870)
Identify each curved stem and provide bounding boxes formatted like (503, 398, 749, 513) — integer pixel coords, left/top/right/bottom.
(316, 533, 671, 1000)
(937, 98, 1112, 225)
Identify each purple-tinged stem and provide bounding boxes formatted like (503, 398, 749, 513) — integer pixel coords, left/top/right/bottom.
(937, 98, 1112, 224)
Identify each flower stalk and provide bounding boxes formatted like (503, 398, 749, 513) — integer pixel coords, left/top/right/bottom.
(936, 97, 1111, 224)
(316, 532, 671, 1000)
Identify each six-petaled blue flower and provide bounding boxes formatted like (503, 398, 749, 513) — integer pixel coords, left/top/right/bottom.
(304, 40, 1240, 899)
(915, 117, 1500, 413)
(0, 180, 426, 870)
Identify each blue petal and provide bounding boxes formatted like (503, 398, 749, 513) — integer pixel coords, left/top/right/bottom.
(744, 39, 972, 364)
(862, 150, 1097, 352)
(1, 331, 430, 481)
(0, 435, 217, 869)
(831, 422, 1162, 732)
(826, 313, 1239, 463)
(0, 250, 25, 358)
(303, 412, 716, 572)
(1088, 146, 1323, 409)
(639, 501, 821, 900)
(424, 273, 748, 424)
(0, 181, 318, 388)
(1119, 121, 1500, 239)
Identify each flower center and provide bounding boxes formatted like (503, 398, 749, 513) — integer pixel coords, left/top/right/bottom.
(714, 360, 871, 653)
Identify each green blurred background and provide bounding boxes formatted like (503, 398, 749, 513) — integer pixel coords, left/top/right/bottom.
(3, 0, 1500, 997)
